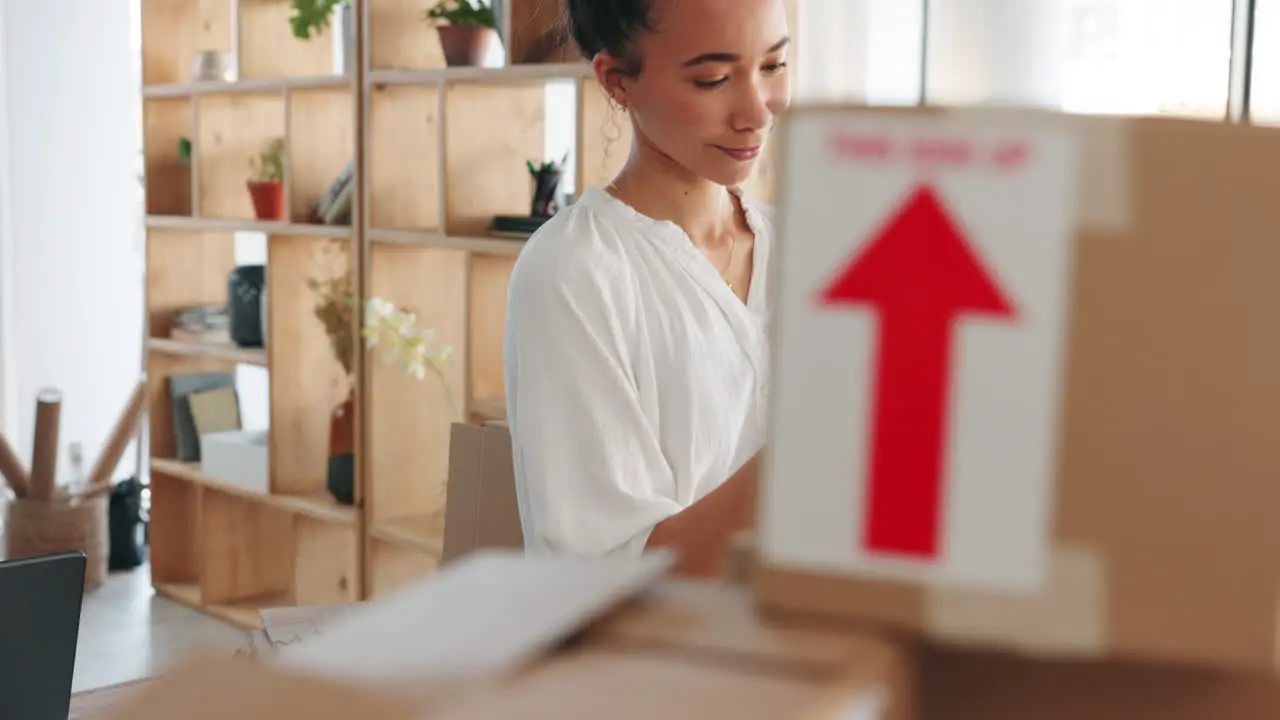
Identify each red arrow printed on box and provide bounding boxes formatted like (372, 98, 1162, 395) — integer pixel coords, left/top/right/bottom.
(821, 184, 1017, 560)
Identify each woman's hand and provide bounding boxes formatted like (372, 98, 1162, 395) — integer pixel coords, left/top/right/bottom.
(645, 449, 764, 578)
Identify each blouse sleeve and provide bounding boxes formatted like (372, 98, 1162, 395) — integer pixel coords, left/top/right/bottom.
(503, 243, 680, 558)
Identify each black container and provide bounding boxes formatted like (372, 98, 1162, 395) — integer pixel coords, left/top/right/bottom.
(108, 476, 147, 571)
(531, 169, 562, 217)
(228, 264, 265, 348)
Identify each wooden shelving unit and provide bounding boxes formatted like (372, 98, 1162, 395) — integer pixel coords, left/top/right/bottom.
(141, 0, 798, 620)
(140, 0, 361, 628)
(357, 0, 621, 598)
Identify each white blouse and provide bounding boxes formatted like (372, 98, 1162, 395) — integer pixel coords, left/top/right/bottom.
(503, 186, 774, 557)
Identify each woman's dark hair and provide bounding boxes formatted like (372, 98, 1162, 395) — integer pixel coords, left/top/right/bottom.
(564, 0, 656, 73)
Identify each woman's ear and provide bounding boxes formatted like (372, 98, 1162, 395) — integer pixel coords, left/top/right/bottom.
(592, 52, 632, 111)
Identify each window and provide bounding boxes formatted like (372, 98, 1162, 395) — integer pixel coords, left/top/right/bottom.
(922, 0, 1234, 116)
(1249, 0, 1280, 122)
(795, 0, 1238, 117)
(1063, 0, 1233, 117)
(794, 0, 924, 104)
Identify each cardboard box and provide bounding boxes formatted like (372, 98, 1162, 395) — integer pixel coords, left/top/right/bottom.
(757, 106, 1280, 674)
(918, 647, 1280, 719)
(99, 550, 911, 719)
(96, 547, 1280, 718)
(442, 422, 523, 564)
(199, 429, 268, 494)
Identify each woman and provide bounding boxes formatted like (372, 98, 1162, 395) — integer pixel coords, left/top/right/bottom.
(503, 0, 792, 576)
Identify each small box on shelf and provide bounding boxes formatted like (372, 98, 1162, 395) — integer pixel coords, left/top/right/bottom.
(200, 429, 270, 495)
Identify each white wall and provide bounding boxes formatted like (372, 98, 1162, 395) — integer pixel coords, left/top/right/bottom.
(0, 0, 144, 487)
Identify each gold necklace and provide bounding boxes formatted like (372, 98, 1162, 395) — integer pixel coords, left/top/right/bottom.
(718, 233, 738, 290)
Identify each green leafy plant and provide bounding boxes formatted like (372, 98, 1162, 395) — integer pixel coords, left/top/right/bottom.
(425, 0, 496, 27)
(290, 0, 347, 40)
(526, 153, 567, 177)
(249, 137, 285, 183)
(177, 137, 192, 165)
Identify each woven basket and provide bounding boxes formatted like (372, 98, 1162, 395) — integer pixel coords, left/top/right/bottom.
(4, 493, 109, 592)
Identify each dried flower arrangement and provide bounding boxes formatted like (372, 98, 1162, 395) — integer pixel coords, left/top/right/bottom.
(305, 240, 358, 376)
(305, 240, 452, 383)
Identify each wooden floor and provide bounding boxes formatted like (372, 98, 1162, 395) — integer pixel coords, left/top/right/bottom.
(73, 563, 249, 693)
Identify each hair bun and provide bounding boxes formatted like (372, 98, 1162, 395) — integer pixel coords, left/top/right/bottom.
(563, 0, 653, 62)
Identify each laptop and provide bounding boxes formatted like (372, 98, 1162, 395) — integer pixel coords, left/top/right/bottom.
(0, 550, 85, 720)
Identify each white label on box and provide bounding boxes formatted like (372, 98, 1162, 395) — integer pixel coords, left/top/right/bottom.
(761, 109, 1078, 593)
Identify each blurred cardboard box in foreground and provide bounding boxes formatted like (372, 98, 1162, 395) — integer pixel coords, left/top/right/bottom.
(102, 550, 911, 719)
(100, 546, 1280, 718)
(758, 105, 1280, 675)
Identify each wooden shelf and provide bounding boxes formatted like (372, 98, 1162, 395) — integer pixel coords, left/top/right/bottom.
(147, 337, 267, 366)
(368, 228, 524, 256)
(143, 74, 351, 99)
(154, 581, 290, 630)
(145, 215, 352, 238)
(366, 63, 591, 87)
(151, 459, 357, 525)
(369, 512, 445, 555)
(153, 581, 202, 612)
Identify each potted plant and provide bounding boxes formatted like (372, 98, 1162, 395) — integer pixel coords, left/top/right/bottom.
(247, 137, 285, 221)
(426, 0, 498, 67)
(306, 241, 452, 504)
(527, 154, 567, 217)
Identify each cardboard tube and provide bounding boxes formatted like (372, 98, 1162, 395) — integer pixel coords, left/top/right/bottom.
(29, 388, 61, 500)
(84, 379, 146, 490)
(0, 431, 28, 497)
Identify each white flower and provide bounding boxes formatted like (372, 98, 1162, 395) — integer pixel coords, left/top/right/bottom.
(361, 296, 452, 383)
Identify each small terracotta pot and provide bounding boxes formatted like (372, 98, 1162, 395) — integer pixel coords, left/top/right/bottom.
(437, 25, 495, 67)
(246, 180, 285, 220)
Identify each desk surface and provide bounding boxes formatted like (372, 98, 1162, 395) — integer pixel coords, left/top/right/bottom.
(69, 677, 153, 719)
